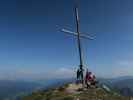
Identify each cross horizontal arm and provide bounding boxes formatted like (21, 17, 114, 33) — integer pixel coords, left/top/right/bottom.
(61, 28, 95, 40)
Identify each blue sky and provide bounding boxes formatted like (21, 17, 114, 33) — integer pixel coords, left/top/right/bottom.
(0, 0, 133, 80)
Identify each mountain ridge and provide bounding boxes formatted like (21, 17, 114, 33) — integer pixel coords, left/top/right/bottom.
(22, 83, 130, 100)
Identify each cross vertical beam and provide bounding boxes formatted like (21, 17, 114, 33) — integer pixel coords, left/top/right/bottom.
(75, 6, 84, 84)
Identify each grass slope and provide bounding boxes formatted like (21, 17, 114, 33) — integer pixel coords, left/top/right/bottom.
(22, 83, 131, 100)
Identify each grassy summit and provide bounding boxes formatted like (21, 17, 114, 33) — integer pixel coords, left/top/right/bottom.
(22, 83, 130, 100)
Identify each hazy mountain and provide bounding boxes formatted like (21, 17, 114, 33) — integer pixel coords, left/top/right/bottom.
(1, 76, 133, 100)
(99, 76, 133, 96)
(0, 78, 73, 100)
(0, 80, 43, 100)
(36, 78, 74, 88)
(111, 79, 133, 96)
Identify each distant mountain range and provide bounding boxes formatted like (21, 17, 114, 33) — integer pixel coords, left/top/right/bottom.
(99, 76, 133, 96)
(0, 80, 43, 100)
(0, 78, 74, 100)
(1, 76, 133, 100)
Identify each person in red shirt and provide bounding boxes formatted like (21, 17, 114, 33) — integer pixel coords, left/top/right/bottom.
(85, 69, 98, 88)
(85, 69, 92, 88)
